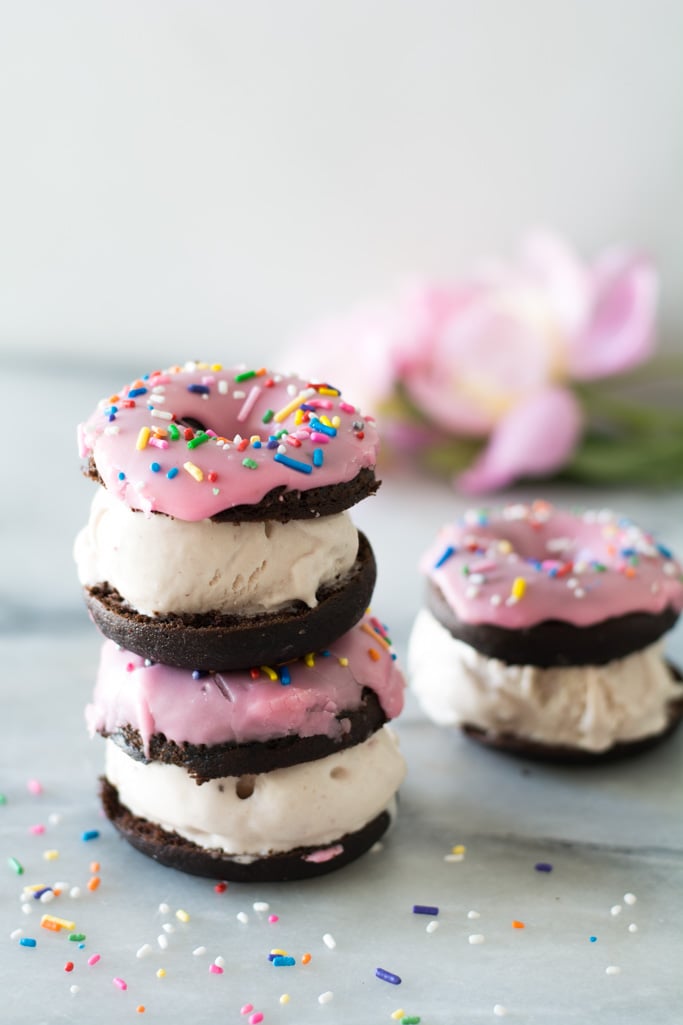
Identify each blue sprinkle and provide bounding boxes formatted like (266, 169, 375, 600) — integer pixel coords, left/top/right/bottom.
(187, 384, 209, 394)
(299, 403, 316, 411)
(167, 467, 179, 479)
(313, 447, 324, 467)
(81, 830, 100, 842)
(620, 547, 636, 557)
(589, 936, 597, 943)
(19, 938, 37, 948)
(412, 904, 439, 916)
(376, 967, 401, 985)
(128, 387, 147, 398)
(118, 471, 126, 481)
(273, 956, 296, 967)
(273, 452, 312, 475)
(657, 543, 673, 559)
(309, 417, 337, 437)
(434, 545, 456, 569)
(535, 862, 553, 873)
(279, 666, 291, 686)
(321, 650, 331, 658)
(150, 461, 161, 473)
(252, 440, 262, 449)
(192, 670, 208, 680)
(108, 413, 116, 422)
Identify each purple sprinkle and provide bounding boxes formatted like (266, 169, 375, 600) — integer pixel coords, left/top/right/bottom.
(412, 904, 439, 916)
(376, 967, 401, 985)
(535, 862, 553, 873)
(187, 384, 210, 394)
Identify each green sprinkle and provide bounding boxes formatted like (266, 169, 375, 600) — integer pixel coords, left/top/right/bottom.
(262, 409, 274, 424)
(69, 933, 86, 942)
(168, 423, 180, 441)
(593, 563, 607, 572)
(234, 370, 257, 383)
(276, 428, 288, 438)
(8, 856, 23, 875)
(0, 793, 7, 805)
(462, 565, 470, 576)
(187, 432, 209, 449)
(402, 1018, 421, 1025)
(242, 458, 258, 470)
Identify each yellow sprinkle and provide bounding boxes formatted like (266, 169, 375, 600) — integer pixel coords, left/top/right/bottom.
(43, 850, 59, 861)
(249, 435, 261, 444)
(136, 426, 151, 450)
(498, 539, 512, 554)
(331, 415, 341, 428)
(317, 386, 340, 396)
(511, 577, 527, 600)
(41, 914, 76, 931)
(319, 414, 333, 427)
(294, 409, 305, 426)
(260, 666, 279, 681)
(183, 461, 204, 482)
(175, 909, 190, 923)
(452, 844, 466, 855)
(280, 994, 290, 1005)
(391, 1011, 405, 1021)
(273, 391, 311, 423)
(156, 969, 166, 979)
(271, 948, 288, 956)
(211, 364, 223, 371)
(338, 657, 349, 667)
(304, 653, 315, 668)
(196, 362, 209, 369)
(23, 884, 49, 893)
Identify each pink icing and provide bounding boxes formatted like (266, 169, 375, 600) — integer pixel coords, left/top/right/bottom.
(422, 501, 683, 629)
(86, 614, 405, 752)
(302, 845, 344, 863)
(77, 362, 379, 521)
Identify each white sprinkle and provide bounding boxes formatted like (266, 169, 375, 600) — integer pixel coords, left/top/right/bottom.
(606, 965, 621, 975)
(287, 384, 297, 396)
(40, 890, 55, 903)
(21, 904, 31, 915)
(490, 595, 502, 607)
(546, 536, 571, 552)
(624, 892, 637, 905)
(574, 588, 586, 599)
(651, 583, 660, 594)
(150, 393, 165, 403)
(54, 882, 69, 891)
(70, 985, 80, 995)
(493, 1005, 507, 1017)
(628, 923, 638, 933)
(236, 912, 249, 924)
(611, 905, 622, 916)
(663, 563, 676, 576)
(218, 380, 228, 394)
(318, 991, 334, 1004)
(466, 586, 480, 599)
(69, 887, 81, 899)
(158, 903, 170, 914)
(323, 933, 336, 950)
(505, 595, 519, 606)
(567, 578, 578, 589)
(214, 955, 225, 968)
(233, 390, 245, 400)
(104, 425, 120, 434)
(277, 443, 287, 454)
(468, 573, 486, 585)
(253, 902, 270, 913)
(157, 934, 168, 949)
(426, 921, 439, 934)
(162, 922, 175, 934)
(150, 408, 173, 420)
(136, 944, 153, 959)
(469, 933, 485, 944)
(370, 841, 384, 854)
(193, 946, 207, 956)
(152, 384, 165, 393)
(10, 929, 23, 940)
(444, 853, 465, 862)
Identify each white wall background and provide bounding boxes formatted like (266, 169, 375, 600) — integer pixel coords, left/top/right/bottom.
(1, 0, 681, 365)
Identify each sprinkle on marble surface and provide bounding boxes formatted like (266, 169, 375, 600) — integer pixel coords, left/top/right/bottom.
(493, 1004, 508, 1016)
(322, 932, 336, 949)
(469, 934, 486, 945)
(534, 862, 553, 872)
(624, 892, 637, 905)
(318, 991, 334, 1004)
(376, 967, 402, 985)
(606, 966, 622, 975)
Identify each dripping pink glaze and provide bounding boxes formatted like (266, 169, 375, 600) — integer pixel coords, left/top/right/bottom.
(422, 502, 683, 629)
(77, 363, 379, 521)
(86, 614, 405, 753)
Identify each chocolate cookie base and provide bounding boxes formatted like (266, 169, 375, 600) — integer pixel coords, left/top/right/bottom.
(101, 778, 391, 881)
(427, 579, 680, 668)
(86, 458, 379, 522)
(461, 665, 683, 764)
(101, 687, 387, 781)
(85, 531, 376, 670)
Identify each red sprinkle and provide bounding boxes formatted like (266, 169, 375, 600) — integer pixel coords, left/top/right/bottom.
(355, 430, 365, 439)
(214, 882, 228, 894)
(207, 471, 218, 483)
(184, 428, 194, 441)
(65, 962, 74, 973)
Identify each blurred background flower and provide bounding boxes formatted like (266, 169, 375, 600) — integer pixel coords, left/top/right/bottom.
(286, 231, 683, 493)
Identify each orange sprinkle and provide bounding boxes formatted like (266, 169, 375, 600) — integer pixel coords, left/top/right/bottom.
(87, 876, 101, 892)
(90, 861, 100, 874)
(360, 622, 391, 651)
(368, 648, 381, 662)
(301, 953, 312, 965)
(512, 920, 525, 929)
(137, 1006, 146, 1014)
(41, 918, 62, 932)
(624, 566, 637, 578)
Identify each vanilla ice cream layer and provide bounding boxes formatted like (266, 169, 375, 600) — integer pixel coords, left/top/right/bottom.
(408, 609, 682, 752)
(104, 727, 405, 857)
(75, 486, 359, 617)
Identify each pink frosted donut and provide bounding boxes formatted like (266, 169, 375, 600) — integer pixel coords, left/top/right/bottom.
(78, 361, 380, 521)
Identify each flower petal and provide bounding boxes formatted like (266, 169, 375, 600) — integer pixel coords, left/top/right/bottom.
(519, 229, 592, 339)
(455, 386, 583, 494)
(568, 252, 659, 380)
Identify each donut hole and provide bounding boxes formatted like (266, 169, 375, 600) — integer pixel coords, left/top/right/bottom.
(177, 415, 207, 433)
(329, 766, 349, 781)
(235, 775, 256, 800)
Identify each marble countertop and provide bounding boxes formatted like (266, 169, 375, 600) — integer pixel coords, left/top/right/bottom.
(1, 355, 682, 1024)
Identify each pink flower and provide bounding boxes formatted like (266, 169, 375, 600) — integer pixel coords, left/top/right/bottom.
(285, 231, 658, 493)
